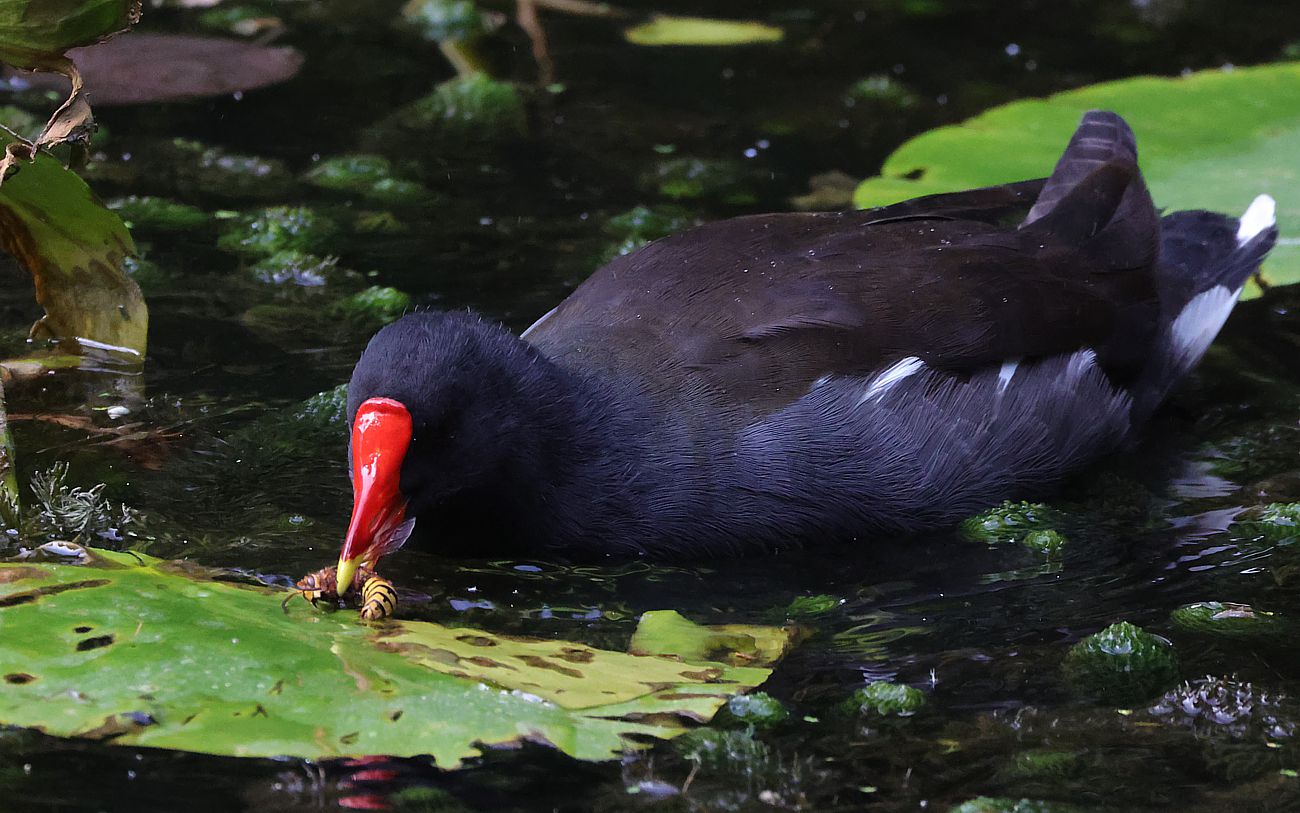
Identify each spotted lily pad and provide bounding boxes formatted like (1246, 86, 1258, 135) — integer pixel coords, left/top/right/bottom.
(0, 549, 793, 766)
(852, 62, 1300, 298)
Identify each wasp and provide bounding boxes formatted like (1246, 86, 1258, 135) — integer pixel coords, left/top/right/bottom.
(282, 565, 398, 621)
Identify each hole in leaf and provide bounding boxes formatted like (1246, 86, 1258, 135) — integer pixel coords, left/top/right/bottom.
(76, 634, 115, 652)
(75, 625, 92, 633)
(901, 168, 925, 180)
(4, 673, 35, 684)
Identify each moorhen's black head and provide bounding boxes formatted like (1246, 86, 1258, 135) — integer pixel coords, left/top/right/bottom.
(334, 311, 560, 592)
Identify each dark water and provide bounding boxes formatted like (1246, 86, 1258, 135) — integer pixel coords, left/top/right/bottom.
(1, 0, 1300, 810)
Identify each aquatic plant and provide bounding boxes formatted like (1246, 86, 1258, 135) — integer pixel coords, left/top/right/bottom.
(647, 156, 760, 204)
(248, 251, 361, 290)
(848, 680, 926, 717)
(1170, 602, 1290, 642)
(401, 0, 491, 43)
(1232, 503, 1300, 545)
(717, 692, 789, 728)
(1062, 621, 1180, 704)
(674, 728, 771, 772)
(107, 195, 210, 231)
(333, 286, 412, 328)
(960, 500, 1068, 554)
(217, 206, 340, 258)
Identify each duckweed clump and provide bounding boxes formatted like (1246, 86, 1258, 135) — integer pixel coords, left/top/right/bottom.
(717, 692, 789, 728)
(961, 501, 1068, 554)
(107, 195, 210, 231)
(846, 74, 919, 108)
(303, 155, 435, 206)
(401, 0, 490, 42)
(171, 138, 297, 200)
(1170, 602, 1289, 642)
(785, 593, 843, 618)
(248, 251, 361, 290)
(647, 156, 760, 204)
(1063, 621, 1179, 704)
(295, 383, 349, 428)
(366, 74, 527, 150)
(674, 728, 770, 773)
(218, 206, 340, 258)
(1232, 503, 1300, 545)
(332, 286, 412, 327)
(848, 680, 926, 717)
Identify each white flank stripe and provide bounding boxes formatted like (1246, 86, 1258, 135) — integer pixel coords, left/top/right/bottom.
(996, 358, 1020, 393)
(1169, 285, 1239, 370)
(520, 305, 558, 339)
(859, 357, 925, 404)
(1236, 194, 1276, 245)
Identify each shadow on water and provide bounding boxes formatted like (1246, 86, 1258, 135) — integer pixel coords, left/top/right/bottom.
(1, 0, 1300, 810)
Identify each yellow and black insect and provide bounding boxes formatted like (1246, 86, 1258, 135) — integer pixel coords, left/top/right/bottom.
(359, 574, 398, 621)
(282, 565, 397, 621)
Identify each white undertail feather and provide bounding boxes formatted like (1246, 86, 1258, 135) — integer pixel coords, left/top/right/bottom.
(859, 356, 925, 404)
(1169, 285, 1240, 374)
(996, 359, 1020, 393)
(1237, 194, 1276, 245)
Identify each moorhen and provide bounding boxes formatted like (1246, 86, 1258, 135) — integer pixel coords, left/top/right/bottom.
(332, 110, 1277, 589)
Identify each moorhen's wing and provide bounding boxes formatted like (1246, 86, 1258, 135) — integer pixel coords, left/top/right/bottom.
(525, 151, 1158, 427)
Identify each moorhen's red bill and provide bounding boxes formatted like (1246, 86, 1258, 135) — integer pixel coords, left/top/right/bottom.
(333, 111, 1278, 589)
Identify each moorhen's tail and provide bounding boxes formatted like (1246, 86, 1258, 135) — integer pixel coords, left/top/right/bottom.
(1020, 110, 1159, 272)
(1130, 194, 1278, 419)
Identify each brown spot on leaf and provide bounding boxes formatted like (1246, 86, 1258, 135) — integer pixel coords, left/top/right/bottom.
(0, 578, 111, 608)
(465, 656, 513, 669)
(74, 625, 92, 633)
(389, 710, 403, 722)
(340, 731, 359, 745)
(515, 655, 583, 679)
(455, 635, 497, 646)
(555, 647, 595, 663)
(678, 668, 725, 682)
(0, 566, 47, 583)
(81, 711, 155, 741)
(4, 673, 35, 684)
(76, 634, 115, 652)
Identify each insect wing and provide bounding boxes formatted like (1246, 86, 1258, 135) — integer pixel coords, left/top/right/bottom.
(373, 516, 417, 559)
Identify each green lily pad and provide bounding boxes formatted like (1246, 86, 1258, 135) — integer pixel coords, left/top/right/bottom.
(624, 16, 783, 47)
(0, 126, 145, 358)
(853, 62, 1300, 298)
(0, 550, 793, 766)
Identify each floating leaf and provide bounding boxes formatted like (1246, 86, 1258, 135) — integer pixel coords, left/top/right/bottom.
(0, 549, 793, 765)
(853, 62, 1300, 297)
(624, 16, 783, 47)
(0, 126, 145, 358)
(19, 33, 304, 106)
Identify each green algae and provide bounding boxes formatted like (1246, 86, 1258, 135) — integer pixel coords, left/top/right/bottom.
(107, 195, 210, 231)
(332, 286, 411, 327)
(218, 206, 340, 258)
(1063, 621, 1180, 704)
(716, 692, 789, 728)
(961, 501, 1069, 554)
(847, 680, 926, 717)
